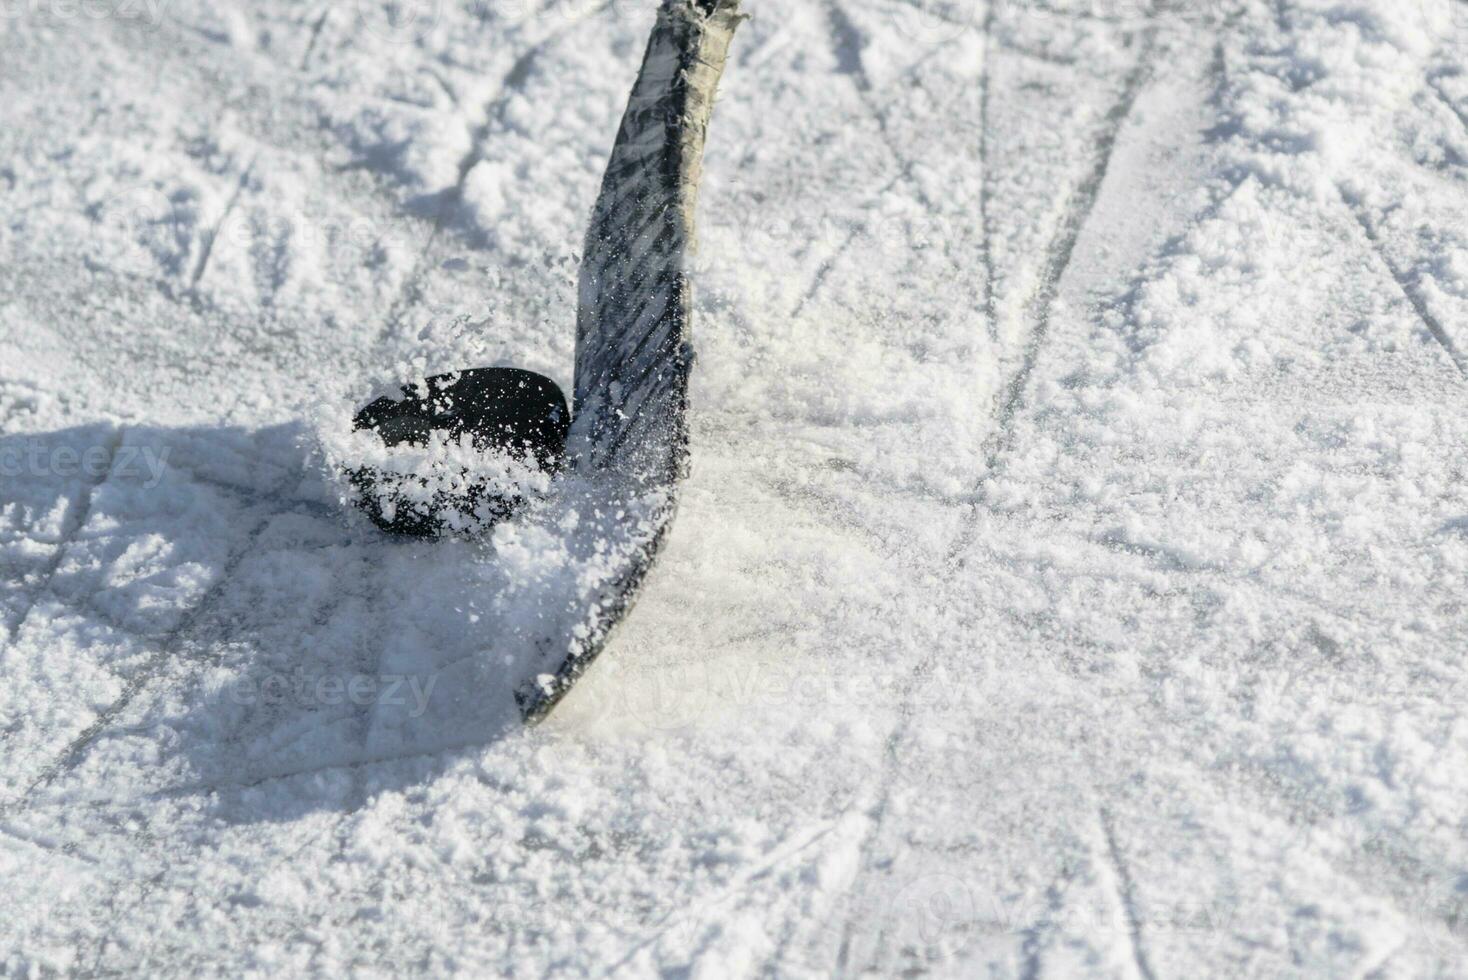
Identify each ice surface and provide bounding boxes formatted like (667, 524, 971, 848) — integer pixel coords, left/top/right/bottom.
(1, 0, 1466, 975)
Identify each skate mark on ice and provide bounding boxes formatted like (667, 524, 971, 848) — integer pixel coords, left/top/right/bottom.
(425, 66, 462, 107)
(1001, 532, 1404, 669)
(978, 4, 997, 341)
(996, 36, 1082, 71)
(98, 7, 436, 279)
(86, 869, 169, 974)
(8, 514, 277, 810)
(1031, 609, 1468, 957)
(748, 770, 901, 969)
(830, 20, 1162, 970)
(824, 0, 939, 211)
(1019, 860, 1081, 980)
(948, 15, 1161, 564)
(27, 733, 493, 816)
(1426, 69, 1468, 137)
(785, 27, 973, 319)
(607, 817, 844, 978)
(7, 467, 346, 670)
(980, 22, 1159, 458)
(344, 556, 395, 814)
(189, 158, 256, 291)
(376, 7, 612, 343)
(28, 685, 445, 970)
(1338, 186, 1468, 379)
(83, 802, 337, 973)
(789, 80, 973, 317)
(179, 470, 341, 522)
(300, 7, 330, 71)
(1099, 806, 1159, 980)
(200, 743, 475, 802)
(883, 0, 974, 31)
(374, 48, 542, 340)
(1161, 738, 1468, 952)
(0, 820, 101, 866)
(1014, 0, 1143, 26)
(790, 170, 907, 320)
(829, 667, 931, 974)
(802, 3, 1120, 328)
(2, 427, 123, 647)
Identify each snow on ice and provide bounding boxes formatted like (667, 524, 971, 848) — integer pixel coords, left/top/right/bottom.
(1, 0, 1467, 975)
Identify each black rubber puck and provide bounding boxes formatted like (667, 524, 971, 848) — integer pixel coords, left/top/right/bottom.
(351, 367, 569, 536)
